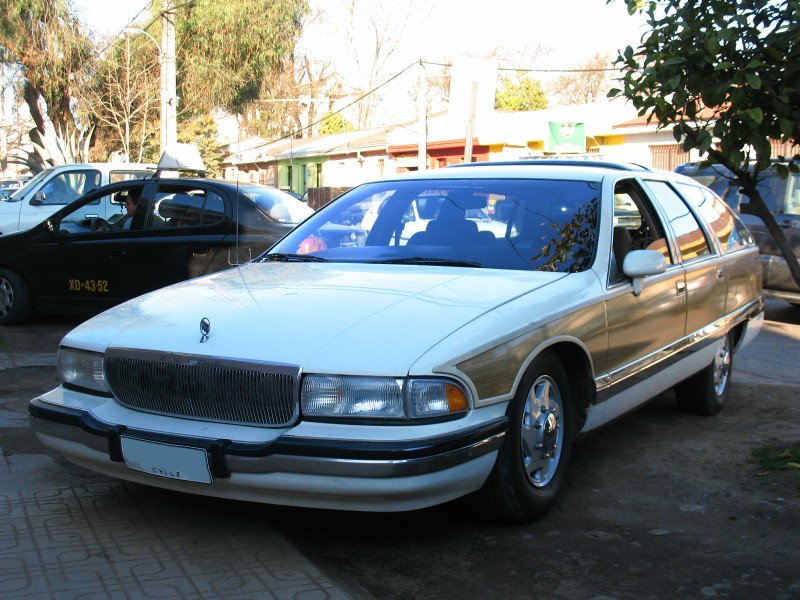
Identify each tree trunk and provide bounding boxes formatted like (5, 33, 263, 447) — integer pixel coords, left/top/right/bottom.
(23, 82, 46, 133)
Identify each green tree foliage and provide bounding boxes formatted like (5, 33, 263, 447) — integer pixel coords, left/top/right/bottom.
(177, 0, 309, 117)
(317, 110, 354, 136)
(494, 75, 548, 111)
(609, 0, 800, 286)
(178, 114, 222, 177)
(0, 0, 93, 169)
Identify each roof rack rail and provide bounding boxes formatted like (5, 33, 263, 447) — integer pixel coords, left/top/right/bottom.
(446, 159, 652, 172)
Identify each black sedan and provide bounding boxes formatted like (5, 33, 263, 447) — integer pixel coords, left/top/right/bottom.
(0, 177, 313, 325)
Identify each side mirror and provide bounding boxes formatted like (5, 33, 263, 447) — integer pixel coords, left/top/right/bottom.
(623, 249, 668, 296)
(30, 191, 46, 206)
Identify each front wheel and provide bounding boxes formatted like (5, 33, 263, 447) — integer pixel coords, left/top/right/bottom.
(0, 268, 32, 326)
(470, 353, 574, 523)
(675, 332, 732, 416)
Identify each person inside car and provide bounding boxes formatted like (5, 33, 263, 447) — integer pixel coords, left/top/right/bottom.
(115, 189, 141, 229)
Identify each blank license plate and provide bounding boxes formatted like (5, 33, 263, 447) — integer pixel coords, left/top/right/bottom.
(121, 437, 212, 484)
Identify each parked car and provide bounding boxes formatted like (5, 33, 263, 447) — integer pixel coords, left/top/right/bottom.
(0, 176, 313, 325)
(676, 161, 800, 305)
(0, 177, 31, 195)
(0, 162, 156, 235)
(29, 161, 763, 523)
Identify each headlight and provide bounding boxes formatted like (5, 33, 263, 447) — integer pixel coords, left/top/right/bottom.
(58, 347, 109, 393)
(301, 375, 469, 420)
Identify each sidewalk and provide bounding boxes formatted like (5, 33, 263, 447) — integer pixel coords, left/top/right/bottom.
(0, 318, 365, 600)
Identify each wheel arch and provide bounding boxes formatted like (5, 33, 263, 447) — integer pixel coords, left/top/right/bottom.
(730, 320, 747, 352)
(533, 340, 596, 432)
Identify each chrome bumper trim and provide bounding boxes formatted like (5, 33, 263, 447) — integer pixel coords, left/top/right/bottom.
(29, 397, 506, 479)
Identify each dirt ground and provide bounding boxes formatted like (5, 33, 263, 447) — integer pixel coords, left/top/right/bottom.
(2, 311, 799, 600)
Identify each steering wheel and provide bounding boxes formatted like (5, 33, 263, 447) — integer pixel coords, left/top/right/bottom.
(90, 217, 110, 232)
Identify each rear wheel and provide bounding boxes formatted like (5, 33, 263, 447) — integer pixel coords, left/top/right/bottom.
(0, 268, 32, 326)
(471, 353, 574, 523)
(675, 332, 732, 416)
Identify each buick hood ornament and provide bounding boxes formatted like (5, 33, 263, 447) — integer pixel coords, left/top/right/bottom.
(200, 317, 211, 343)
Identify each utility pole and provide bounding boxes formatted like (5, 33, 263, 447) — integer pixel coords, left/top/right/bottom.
(463, 82, 477, 164)
(417, 60, 427, 171)
(161, 0, 177, 153)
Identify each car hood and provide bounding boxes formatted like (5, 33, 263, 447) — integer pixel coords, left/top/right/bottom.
(63, 262, 564, 374)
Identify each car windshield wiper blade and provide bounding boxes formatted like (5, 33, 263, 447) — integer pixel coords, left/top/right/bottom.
(373, 257, 483, 268)
(263, 253, 329, 263)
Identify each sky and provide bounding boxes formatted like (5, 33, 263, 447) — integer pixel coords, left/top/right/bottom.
(72, 0, 649, 124)
(74, 0, 648, 68)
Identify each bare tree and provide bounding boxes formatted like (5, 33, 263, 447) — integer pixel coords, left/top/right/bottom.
(550, 52, 613, 105)
(402, 59, 452, 118)
(339, 0, 431, 129)
(77, 36, 160, 162)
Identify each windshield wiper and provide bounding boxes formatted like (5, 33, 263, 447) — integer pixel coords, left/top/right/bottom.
(263, 253, 329, 263)
(373, 257, 483, 268)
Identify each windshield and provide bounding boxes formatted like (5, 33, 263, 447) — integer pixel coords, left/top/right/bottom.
(241, 186, 314, 224)
(6, 168, 52, 201)
(265, 178, 600, 272)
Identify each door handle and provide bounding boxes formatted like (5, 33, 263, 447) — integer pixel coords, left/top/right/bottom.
(675, 280, 686, 296)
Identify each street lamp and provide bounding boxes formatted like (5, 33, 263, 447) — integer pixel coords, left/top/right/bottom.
(122, 24, 177, 155)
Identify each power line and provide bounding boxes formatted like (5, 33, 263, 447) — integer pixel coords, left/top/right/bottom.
(259, 61, 420, 146)
(421, 59, 619, 73)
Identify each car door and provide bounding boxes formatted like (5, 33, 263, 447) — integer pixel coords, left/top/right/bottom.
(674, 182, 761, 315)
(642, 179, 726, 335)
(124, 181, 231, 295)
(601, 178, 688, 422)
(27, 183, 141, 312)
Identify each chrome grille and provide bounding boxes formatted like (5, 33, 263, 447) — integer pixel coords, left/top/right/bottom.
(105, 350, 299, 426)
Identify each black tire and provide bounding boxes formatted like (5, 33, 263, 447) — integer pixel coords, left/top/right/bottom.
(470, 353, 574, 524)
(0, 268, 32, 326)
(675, 332, 732, 416)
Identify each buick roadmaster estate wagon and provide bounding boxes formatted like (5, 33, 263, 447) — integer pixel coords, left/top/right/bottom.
(30, 161, 763, 523)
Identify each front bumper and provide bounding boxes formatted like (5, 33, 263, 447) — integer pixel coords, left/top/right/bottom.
(29, 389, 506, 512)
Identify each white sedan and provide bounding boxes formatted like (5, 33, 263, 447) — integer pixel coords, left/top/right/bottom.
(30, 161, 763, 523)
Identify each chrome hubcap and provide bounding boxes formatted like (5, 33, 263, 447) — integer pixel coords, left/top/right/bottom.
(0, 277, 12, 318)
(521, 375, 563, 487)
(713, 335, 732, 397)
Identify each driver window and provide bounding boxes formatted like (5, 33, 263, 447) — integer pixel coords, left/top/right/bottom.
(56, 187, 135, 235)
(611, 180, 673, 282)
(644, 180, 712, 262)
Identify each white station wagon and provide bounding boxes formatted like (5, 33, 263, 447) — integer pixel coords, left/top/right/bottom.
(30, 161, 764, 523)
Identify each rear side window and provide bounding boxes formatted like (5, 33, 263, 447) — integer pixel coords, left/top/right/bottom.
(151, 187, 225, 228)
(675, 183, 754, 252)
(109, 170, 155, 184)
(644, 180, 712, 262)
